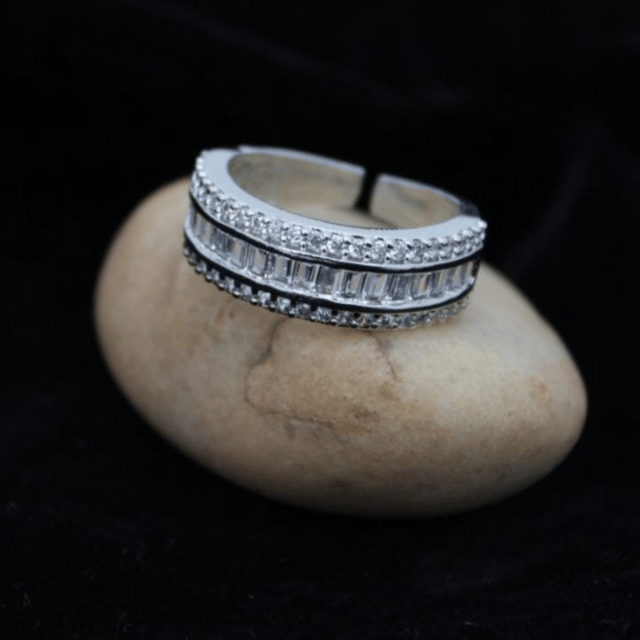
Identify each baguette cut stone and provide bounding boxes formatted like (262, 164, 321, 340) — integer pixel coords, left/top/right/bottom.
(316, 266, 338, 296)
(362, 272, 388, 302)
(272, 255, 292, 283)
(337, 271, 365, 299)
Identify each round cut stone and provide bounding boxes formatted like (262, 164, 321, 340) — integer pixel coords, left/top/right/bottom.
(325, 233, 344, 257)
(368, 238, 386, 263)
(387, 239, 407, 263)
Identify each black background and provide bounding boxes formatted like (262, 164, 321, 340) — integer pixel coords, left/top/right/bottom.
(2, 1, 640, 638)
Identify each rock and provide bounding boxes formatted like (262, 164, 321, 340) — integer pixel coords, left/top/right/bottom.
(94, 178, 587, 517)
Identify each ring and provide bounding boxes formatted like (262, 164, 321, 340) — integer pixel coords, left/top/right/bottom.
(183, 146, 486, 329)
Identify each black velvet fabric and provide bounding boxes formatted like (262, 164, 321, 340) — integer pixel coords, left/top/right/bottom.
(2, 1, 640, 637)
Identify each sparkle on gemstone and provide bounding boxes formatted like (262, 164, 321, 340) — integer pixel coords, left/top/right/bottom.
(307, 229, 324, 253)
(228, 238, 247, 268)
(272, 255, 292, 283)
(225, 276, 238, 294)
(316, 265, 338, 295)
(387, 239, 407, 263)
(276, 297, 292, 313)
(292, 262, 319, 291)
(251, 215, 269, 239)
(335, 270, 365, 299)
(196, 215, 210, 241)
(386, 274, 411, 301)
(325, 233, 344, 257)
(213, 229, 231, 256)
(428, 270, 445, 298)
(362, 272, 388, 301)
(222, 200, 237, 223)
(368, 238, 386, 263)
(400, 314, 415, 328)
(313, 307, 333, 323)
(295, 303, 312, 319)
(246, 248, 264, 275)
(287, 226, 305, 250)
(257, 291, 271, 307)
(346, 237, 365, 260)
(410, 273, 429, 299)
(268, 220, 283, 245)
(235, 207, 252, 230)
(443, 266, 457, 292)
(406, 240, 424, 263)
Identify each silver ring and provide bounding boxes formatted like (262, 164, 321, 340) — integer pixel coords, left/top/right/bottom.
(183, 146, 487, 329)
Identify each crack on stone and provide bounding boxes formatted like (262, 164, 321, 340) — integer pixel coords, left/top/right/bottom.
(370, 334, 398, 381)
(249, 316, 288, 369)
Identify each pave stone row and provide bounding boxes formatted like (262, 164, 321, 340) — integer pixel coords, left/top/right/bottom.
(190, 160, 486, 268)
(184, 240, 470, 329)
(187, 206, 475, 307)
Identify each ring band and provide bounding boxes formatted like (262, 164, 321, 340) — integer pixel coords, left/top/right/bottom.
(183, 146, 486, 329)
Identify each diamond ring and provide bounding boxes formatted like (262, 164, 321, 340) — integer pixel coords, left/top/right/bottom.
(183, 146, 486, 329)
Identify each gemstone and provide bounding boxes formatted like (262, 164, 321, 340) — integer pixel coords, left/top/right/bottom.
(225, 276, 239, 295)
(268, 220, 283, 245)
(325, 233, 344, 257)
(386, 274, 411, 301)
(406, 240, 424, 263)
(292, 262, 318, 291)
(212, 271, 225, 288)
(410, 273, 429, 299)
(443, 266, 457, 292)
(438, 238, 452, 259)
(228, 239, 247, 268)
(313, 307, 333, 323)
(235, 207, 252, 230)
(362, 272, 388, 302)
(287, 226, 305, 250)
(387, 239, 407, 263)
(429, 270, 445, 298)
(400, 314, 415, 328)
(251, 215, 269, 239)
(257, 291, 271, 307)
(307, 229, 324, 254)
(213, 230, 231, 256)
(295, 303, 312, 319)
(222, 200, 237, 223)
(196, 215, 210, 240)
(354, 313, 372, 328)
(316, 266, 337, 295)
(276, 297, 291, 313)
(272, 255, 292, 283)
(458, 263, 471, 289)
(379, 315, 398, 329)
(336, 271, 365, 298)
(368, 238, 386, 263)
(346, 237, 365, 260)
(250, 249, 269, 275)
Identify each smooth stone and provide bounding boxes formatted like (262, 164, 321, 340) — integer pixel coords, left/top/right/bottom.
(94, 178, 587, 517)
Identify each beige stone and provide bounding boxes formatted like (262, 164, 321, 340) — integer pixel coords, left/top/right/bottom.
(94, 178, 587, 517)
